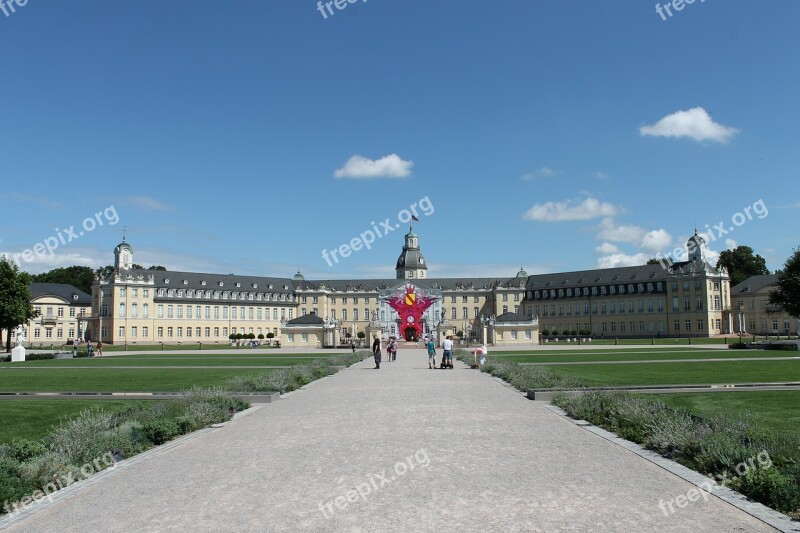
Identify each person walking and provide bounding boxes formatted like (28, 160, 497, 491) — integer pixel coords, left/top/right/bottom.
(427, 337, 436, 369)
(388, 337, 398, 361)
(72, 338, 79, 357)
(96, 340, 103, 357)
(442, 335, 454, 369)
(372, 335, 382, 369)
(87, 341, 94, 358)
(473, 344, 488, 367)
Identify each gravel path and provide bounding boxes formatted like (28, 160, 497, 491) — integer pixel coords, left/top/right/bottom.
(6, 349, 779, 532)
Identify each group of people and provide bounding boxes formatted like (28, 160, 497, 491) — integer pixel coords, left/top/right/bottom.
(370, 334, 487, 370)
(72, 338, 103, 358)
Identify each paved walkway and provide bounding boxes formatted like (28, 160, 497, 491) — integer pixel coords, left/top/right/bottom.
(7, 349, 781, 532)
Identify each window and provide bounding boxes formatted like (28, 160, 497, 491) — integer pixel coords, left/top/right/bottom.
(674, 320, 680, 332)
(119, 303, 126, 318)
(685, 320, 692, 332)
(451, 308, 457, 319)
(167, 305, 173, 318)
(697, 320, 704, 331)
(131, 326, 138, 338)
(474, 307, 479, 318)
(119, 327, 125, 338)
(69, 308, 75, 317)
(143, 326, 149, 337)
(132, 303, 138, 318)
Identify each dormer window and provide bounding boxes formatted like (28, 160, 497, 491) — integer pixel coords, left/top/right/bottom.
(218, 282, 224, 287)
(164, 279, 170, 284)
(201, 281, 207, 286)
(183, 280, 188, 285)
(268, 284, 273, 289)
(72, 294, 79, 301)
(235, 282, 241, 288)
(252, 283, 257, 288)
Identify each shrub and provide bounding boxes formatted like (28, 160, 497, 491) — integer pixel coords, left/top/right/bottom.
(1, 438, 47, 462)
(142, 418, 181, 445)
(731, 467, 800, 514)
(48, 409, 116, 466)
(541, 329, 550, 336)
(18, 452, 74, 492)
(0, 457, 31, 511)
(728, 342, 748, 349)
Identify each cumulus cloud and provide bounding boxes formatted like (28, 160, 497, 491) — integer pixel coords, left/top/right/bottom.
(595, 242, 620, 255)
(334, 154, 413, 179)
(640, 107, 740, 143)
(524, 198, 621, 222)
(725, 238, 738, 250)
(521, 167, 558, 181)
(639, 229, 673, 253)
(594, 171, 608, 180)
(596, 217, 646, 243)
(596, 253, 651, 269)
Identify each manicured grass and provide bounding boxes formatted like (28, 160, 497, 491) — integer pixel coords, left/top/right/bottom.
(0, 400, 145, 444)
(0, 368, 275, 392)
(654, 391, 800, 439)
(1, 356, 327, 367)
(24, 343, 278, 352)
(549, 359, 800, 386)
(493, 349, 797, 364)
(540, 336, 796, 346)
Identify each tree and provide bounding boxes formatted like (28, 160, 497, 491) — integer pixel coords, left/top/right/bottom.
(646, 258, 662, 265)
(147, 265, 167, 271)
(95, 265, 115, 280)
(716, 246, 769, 286)
(769, 248, 800, 318)
(31, 266, 95, 294)
(0, 257, 40, 352)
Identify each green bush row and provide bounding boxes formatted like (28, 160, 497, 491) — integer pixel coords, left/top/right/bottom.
(0, 387, 249, 515)
(454, 350, 586, 390)
(226, 350, 372, 393)
(553, 391, 800, 515)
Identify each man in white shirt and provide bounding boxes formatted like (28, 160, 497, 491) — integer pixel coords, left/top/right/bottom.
(442, 335, 453, 369)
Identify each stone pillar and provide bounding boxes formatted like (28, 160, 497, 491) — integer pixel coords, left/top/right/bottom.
(11, 345, 26, 362)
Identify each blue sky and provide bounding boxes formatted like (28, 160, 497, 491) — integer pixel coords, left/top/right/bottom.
(1, 0, 798, 279)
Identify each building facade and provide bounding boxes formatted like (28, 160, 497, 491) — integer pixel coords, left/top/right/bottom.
(730, 274, 799, 336)
(3, 283, 92, 346)
(80, 228, 737, 347)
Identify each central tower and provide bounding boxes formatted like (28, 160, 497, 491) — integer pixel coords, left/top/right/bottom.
(395, 227, 427, 279)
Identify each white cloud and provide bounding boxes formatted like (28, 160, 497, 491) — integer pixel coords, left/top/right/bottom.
(595, 252, 650, 269)
(595, 242, 620, 255)
(0, 193, 64, 211)
(725, 238, 738, 250)
(594, 172, 608, 180)
(596, 217, 646, 243)
(124, 196, 174, 212)
(334, 154, 413, 179)
(639, 229, 672, 253)
(521, 167, 558, 181)
(640, 107, 740, 143)
(524, 198, 621, 222)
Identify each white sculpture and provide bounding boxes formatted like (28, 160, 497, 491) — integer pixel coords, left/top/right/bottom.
(11, 326, 26, 362)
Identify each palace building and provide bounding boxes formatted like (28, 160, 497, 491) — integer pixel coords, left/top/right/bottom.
(64, 226, 743, 348)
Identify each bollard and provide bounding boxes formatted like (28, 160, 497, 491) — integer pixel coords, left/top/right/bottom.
(614, 337, 618, 346)
(689, 337, 692, 345)
(651, 337, 655, 346)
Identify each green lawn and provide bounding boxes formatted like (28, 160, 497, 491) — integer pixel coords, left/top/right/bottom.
(539, 336, 796, 346)
(0, 400, 145, 444)
(1, 355, 327, 367)
(493, 349, 797, 364)
(24, 343, 279, 352)
(0, 368, 275, 392)
(655, 391, 800, 438)
(548, 359, 800, 386)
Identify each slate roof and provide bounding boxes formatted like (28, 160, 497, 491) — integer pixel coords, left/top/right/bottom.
(286, 313, 325, 326)
(294, 277, 522, 292)
(124, 269, 296, 294)
(30, 283, 91, 305)
(731, 274, 779, 295)
(495, 311, 533, 323)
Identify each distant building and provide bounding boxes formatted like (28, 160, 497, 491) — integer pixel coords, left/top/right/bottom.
(77, 227, 735, 347)
(3, 283, 92, 346)
(730, 274, 798, 336)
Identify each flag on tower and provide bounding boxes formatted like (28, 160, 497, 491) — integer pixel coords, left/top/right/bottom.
(411, 215, 419, 222)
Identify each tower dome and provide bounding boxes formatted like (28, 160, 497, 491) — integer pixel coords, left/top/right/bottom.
(687, 229, 706, 262)
(114, 233, 134, 271)
(396, 227, 428, 280)
(293, 271, 305, 282)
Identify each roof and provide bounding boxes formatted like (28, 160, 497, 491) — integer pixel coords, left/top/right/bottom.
(124, 269, 296, 294)
(294, 277, 523, 292)
(495, 311, 533, 323)
(29, 283, 91, 305)
(286, 313, 325, 326)
(731, 274, 779, 295)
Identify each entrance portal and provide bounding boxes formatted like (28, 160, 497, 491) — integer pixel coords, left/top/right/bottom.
(403, 327, 417, 341)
